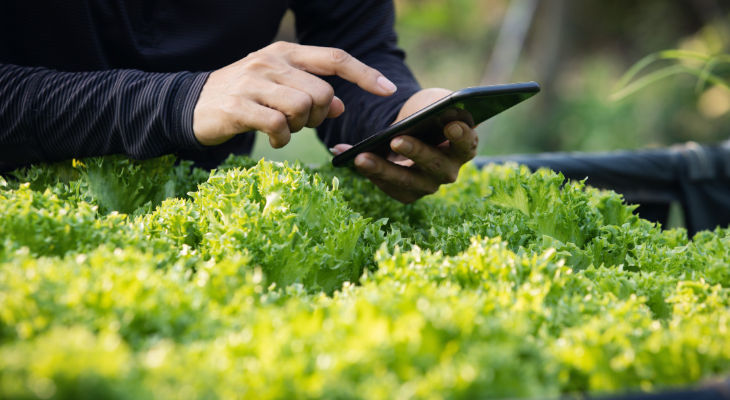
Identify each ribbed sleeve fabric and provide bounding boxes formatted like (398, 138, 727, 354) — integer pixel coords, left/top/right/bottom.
(290, 0, 421, 148)
(0, 64, 208, 169)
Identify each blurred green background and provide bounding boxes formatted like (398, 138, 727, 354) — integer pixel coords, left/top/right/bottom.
(253, 0, 730, 164)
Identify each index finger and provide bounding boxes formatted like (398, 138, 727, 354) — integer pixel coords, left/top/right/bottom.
(285, 45, 397, 97)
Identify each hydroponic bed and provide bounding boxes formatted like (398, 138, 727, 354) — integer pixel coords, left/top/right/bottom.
(0, 155, 729, 399)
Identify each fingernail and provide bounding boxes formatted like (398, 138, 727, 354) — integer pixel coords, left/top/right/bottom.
(377, 76, 397, 94)
(446, 123, 463, 140)
(393, 137, 412, 153)
(329, 147, 342, 155)
(355, 155, 376, 170)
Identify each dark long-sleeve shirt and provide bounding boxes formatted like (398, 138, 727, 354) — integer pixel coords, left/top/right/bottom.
(0, 0, 420, 171)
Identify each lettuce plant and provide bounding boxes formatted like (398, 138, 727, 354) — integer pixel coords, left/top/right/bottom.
(0, 155, 729, 399)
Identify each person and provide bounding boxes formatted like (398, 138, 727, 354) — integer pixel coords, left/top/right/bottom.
(0, 1, 478, 203)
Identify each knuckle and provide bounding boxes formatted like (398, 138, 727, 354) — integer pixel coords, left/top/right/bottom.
(244, 56, 275, 72)
(305, 118, 323, 129)
(269, 41, 291, 52)
(267, 112, 289, 134)
(330, 48, 351, 64)
(428, 156, 443, 172)
(468, 149, 477, 160)
(323, 84, 335, 99)
(306, 108, 327, 128)
(445, 170, 459, 184)
(288, 118, 306, 133)
(313, 85, 335, 105)
(292, 93, 313, 112)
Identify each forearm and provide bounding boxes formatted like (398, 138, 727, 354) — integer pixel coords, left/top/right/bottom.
(0, 64, 208, 170)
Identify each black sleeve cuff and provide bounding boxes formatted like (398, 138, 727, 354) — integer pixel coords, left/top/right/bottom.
(169, 71, 210, 152)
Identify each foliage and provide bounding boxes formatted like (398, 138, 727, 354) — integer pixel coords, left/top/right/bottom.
(1, 155, 730, 399)
(612, 49, 730, 101)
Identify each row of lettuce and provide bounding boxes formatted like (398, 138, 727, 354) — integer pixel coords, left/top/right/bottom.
(1, 155, 729, 399)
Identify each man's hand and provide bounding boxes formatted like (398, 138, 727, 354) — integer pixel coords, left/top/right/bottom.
(193, 41, 397, 148)
(332, 88, 478, 204)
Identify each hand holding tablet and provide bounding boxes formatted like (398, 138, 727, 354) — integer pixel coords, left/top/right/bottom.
(332, 82, 540, 167)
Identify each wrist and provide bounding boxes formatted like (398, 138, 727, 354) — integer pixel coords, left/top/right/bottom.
(395, 88, 453, 123)
(175, 72, 211, 150)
